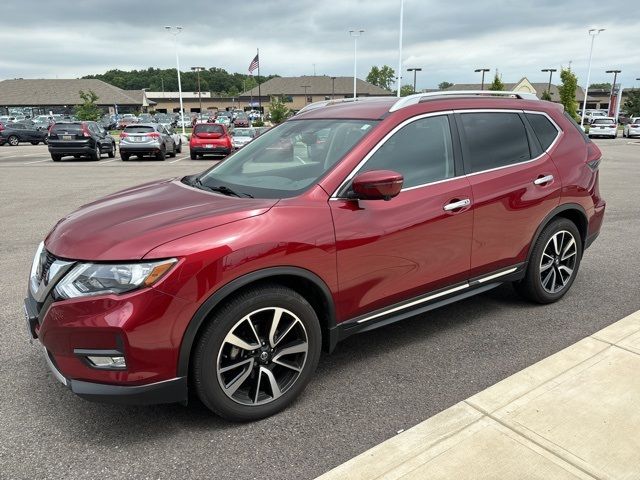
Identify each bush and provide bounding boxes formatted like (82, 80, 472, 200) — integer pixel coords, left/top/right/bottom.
(252, 120, 264, 127)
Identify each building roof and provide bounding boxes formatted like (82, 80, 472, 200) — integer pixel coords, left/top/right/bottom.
(445, 80, 594, 102)
(240, 76, 393, 97)
(0, 79, 141, 106)
(145, 91, 212, 99)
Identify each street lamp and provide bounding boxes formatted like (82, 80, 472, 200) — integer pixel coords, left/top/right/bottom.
(396, 0, 404, 98)
(407, 68, 422, 94)
(541, 68, 557, 97)
(191, 66, 205, 114)
(331, 76, 336, 99)
(349, 29, 364, 99)
(580, 28, 605, 126)
(165, 26, 186, 135)
(301, 85, 311, 104)
(606, 69, 621, 118)
(474, 68, 490, 90)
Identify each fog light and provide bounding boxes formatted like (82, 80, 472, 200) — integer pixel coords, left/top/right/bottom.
(87, 356, 126, 369)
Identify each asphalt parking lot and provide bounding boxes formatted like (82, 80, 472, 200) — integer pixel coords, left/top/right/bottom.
(1, 138, 639, 480)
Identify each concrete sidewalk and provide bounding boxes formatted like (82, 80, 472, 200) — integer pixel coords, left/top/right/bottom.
(317, 310, 640, 480)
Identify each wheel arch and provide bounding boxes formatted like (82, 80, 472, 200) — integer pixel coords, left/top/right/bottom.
(177, 267, 336, 377)
(526, 203, 588, 265)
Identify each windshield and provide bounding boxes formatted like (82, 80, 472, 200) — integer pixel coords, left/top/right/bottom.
(192, 119, 378, 199)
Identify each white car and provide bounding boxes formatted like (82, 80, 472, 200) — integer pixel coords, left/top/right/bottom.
(231, 128, 257, 149)
(588, 117, 618, 139)
(623, 117, 640, 138)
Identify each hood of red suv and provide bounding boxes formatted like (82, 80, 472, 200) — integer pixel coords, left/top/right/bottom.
(45, 178, 277, 261)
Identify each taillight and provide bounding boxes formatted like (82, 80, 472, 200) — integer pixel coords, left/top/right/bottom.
(608, 125, 616, 128)
(586, 142, 601, 171)
(148, 132, 160, 139)
(631, 124, 639, 128)
(82, 123, 91, 137)
(0, 123, 4, 132)
(120, 132, 128, 139)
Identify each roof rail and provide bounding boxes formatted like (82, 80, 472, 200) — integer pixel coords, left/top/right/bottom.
(297, 96, 393, 115)
(389, 90, 539, 112)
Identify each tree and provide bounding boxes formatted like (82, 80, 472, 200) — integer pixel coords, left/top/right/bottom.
(488, 71, 504, 91)
(269, 96, 290, 124)
(366, 65, 395, 90)
(624, 88, 640, 117)
(399, 85, 414, 97)
(558, 68, 579, 122)
(541, 90, 552, 101)
(75, 90, 102, 121)
(589, 82, 611, 90)
(438, 81, 454, 90)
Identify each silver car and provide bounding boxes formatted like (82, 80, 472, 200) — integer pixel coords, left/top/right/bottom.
(231, 127, 257, 149)
(623, 117, 640, 138)
(119, 123, 177, 161)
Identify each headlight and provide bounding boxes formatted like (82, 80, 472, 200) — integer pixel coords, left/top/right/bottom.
(54, 259, 176, 299)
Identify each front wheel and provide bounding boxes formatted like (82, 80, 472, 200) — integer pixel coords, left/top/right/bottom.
(514, 218, 582, 304)
(8, 135, 19, 146)
(193, 285, 321, 421)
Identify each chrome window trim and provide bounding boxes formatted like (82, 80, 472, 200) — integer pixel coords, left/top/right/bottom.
(330, 111, 455, 198)
(330, 108, 564, 200)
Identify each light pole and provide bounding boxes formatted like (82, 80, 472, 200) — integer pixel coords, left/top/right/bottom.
(606, 69, 621, 117)
(396, 0, 404, 97)
(301, 85, 311, 104)
(165, 26, 186, 134)
(349, 29, 364, 99)
(474, 68, 490, 90)
(541, 68, 557, 96)
(581, 28, 605, 126)
(331, 76, 336, 99)
(191, 66, 205, 114)
(407, 68, 422, 93)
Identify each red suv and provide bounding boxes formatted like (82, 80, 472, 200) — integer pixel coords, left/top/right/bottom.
(189, 123, 232, 159)
(24, 92, 605, 421)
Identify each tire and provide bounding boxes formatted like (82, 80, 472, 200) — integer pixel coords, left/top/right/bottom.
(121, 153, 130, 161)
(43, 137, 49, 145)
(513, 218, 582, 304)
(176, 140, 182, 153)
(108, 142, 115, 158)
(8, 135, 19, 146)
(190, 151, 196, 160)
(51, 154, 61, 162)
(193, 285, 321, 421)
(169, 142, 177, 158)
(91, 145, 101, 161)
(31, 141, 39, 145)
(156, 148, 166, 161)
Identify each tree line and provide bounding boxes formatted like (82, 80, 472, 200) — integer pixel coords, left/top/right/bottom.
(83, 67, 277, 96)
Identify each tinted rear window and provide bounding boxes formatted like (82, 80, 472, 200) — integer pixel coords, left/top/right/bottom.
(592, 119, 615, 125)
(124, 126, 155, 133)
(459, 112, 531, 174)
(51, 123, 82, 133)
(194, 124, 223, 134)
(526, 113, 559, 150)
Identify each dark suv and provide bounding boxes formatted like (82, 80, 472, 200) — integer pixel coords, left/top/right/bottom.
(48, 121, 116, 161)
(0, 122, 49, 146)
(24, 91, 605, 421)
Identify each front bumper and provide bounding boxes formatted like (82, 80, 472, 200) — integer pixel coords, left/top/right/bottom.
(43, 348, 187, 405)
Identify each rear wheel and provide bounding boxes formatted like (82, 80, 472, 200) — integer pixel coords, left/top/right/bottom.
(193, 285, 321, 421)
(8, 135, 19, 146)
(108, 143, 115, 158)
(156, 148, 166, 161)
(190, 151, 196, 160)
(121, 153, 130, 161)
(176, 140, 182, 153)
(91, 145, 101, 161)
(51, 154, 61, 162)
(31, 141, 38, 145)
(169, 142, 177, 158)
(514, 218, 582, 304)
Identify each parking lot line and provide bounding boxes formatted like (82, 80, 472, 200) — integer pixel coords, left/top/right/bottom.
(22, 153, 43, 157)
(24, 158, 51, 165)
(98, 159, 118, 165)
(170, 155, 189, 163)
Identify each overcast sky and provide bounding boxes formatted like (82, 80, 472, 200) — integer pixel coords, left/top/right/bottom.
(1, 0, 638, 90)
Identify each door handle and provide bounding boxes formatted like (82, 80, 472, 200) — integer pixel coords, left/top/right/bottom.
(533, 174, 554, 185)
(443, 198, 471, 211)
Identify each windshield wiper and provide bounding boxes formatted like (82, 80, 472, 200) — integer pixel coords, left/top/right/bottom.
(195, 178, 253, 198)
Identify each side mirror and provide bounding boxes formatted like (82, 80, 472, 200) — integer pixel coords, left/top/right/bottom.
(351, 170, 403, 201)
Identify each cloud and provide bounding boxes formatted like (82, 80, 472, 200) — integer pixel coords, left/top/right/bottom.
(0, 0, 637, 89)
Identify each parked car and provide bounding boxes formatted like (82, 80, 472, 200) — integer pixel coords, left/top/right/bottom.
(623, 117, 640, 138)
(99, 115, 117, 131)
(47, 122, 115, 161)
(116, 117, 136, 130)
(165, 125, 183, 154)
(233, 113, 250, 128)
(231, 127, 257, 149)
(253, 126, 272, 137)
(189, 123, 232, 159)
(588, 117, 618, 138)
(119, 123, 177, 161)
(0, 122, 49, 146)
(24, 91, 605, 421)
(215, 111, 232, 126)
(584, 110, 608, 124)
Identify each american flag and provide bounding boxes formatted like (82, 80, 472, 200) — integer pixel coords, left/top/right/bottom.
(248, 54, 259, 74)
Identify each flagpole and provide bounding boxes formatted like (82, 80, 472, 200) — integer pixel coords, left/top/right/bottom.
(257, 48, 262, 116)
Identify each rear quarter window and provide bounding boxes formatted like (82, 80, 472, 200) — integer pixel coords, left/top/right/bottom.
(525, 113, 560, 151)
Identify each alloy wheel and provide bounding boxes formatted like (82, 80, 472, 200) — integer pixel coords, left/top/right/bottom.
(539, 230, 577, 294)
(216, 307, 308, 406)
